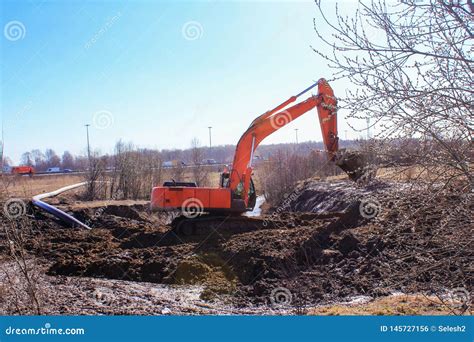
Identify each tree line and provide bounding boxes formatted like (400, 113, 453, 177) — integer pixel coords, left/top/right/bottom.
(4, 139, 361, 172)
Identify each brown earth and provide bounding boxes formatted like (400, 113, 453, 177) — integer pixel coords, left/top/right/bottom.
(0, 179, 472, 315)
(309, 294, 461, 315)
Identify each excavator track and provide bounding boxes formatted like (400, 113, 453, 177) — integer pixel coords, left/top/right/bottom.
(170, 214, 281, 238)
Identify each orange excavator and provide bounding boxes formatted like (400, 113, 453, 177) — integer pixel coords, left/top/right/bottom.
(151, 79, 369, 228)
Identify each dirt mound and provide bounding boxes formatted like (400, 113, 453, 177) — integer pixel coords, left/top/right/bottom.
(104, 205, 146, 221)
(2, 180, 471, 309)
(171, 253, 237, 300)
(282, 180, 391, 214)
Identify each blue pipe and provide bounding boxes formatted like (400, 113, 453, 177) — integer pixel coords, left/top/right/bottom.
(31, 182, 91, 229)
(32, 199, 91, 229)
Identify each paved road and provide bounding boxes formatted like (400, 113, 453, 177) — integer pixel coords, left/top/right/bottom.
(4, 163, 231, 177)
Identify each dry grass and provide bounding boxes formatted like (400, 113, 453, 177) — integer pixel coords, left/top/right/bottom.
(1, 170, 223, 200)
(319, 164, 473, 184)
(309, 294, 469, 316)
(5, 164, 454, 201)
(163, 169, 221, 187)
(2, 174, 86, 198)
(376, 165, 472, 183)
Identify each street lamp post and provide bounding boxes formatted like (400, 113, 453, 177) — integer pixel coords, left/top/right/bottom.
(208, 126, 212, 149)
(208, 126, 212, 157)
(295, 128, 299, 145)
(85, 124, 91, 166)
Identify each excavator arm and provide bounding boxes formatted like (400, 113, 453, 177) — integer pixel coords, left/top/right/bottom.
(151, 78, 370, 215)
(229, 78, 338, 203)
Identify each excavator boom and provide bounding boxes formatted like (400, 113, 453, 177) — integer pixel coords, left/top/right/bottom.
(151, 78, 365, 214)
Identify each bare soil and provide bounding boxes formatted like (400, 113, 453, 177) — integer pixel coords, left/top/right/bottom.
(0, 179, 471, 315)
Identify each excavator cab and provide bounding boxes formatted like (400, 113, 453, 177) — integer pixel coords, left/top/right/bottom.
(219, 166, 256, 210)
(227, 177, 257, 210)
(219, 166, 231, 188)
(247, 178, 257, 210)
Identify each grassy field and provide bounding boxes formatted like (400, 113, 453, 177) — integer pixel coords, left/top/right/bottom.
(0, 166, 411, 200)
(1, 174, 86, 198)
(3, 164, 466, 200)
(1, 170, 223, 199)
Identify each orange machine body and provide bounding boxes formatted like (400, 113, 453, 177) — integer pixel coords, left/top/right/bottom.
(151, 78, 338, 213)
(11, 166, 35, 175)
(152, 187, 234, 212)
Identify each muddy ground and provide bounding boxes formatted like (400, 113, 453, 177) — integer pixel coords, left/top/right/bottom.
(0, 179, 472, 314)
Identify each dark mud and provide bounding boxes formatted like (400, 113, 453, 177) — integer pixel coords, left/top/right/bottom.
(1, 180, 471, 309)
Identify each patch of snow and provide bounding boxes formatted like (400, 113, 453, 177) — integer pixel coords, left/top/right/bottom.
(244, 195, 265, 217)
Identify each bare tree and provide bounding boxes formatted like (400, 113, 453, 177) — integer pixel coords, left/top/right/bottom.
(108, 141, 163, 200)
(190, 138, 209, 186)
(45, 149, 61, 169)
(61, 151, 75, 170)
(85, 152, 107, 200)
(260, 148, 341, 204)
(30, 149, 45, 169)
(20, 152, 33, 167)
(1, 219, 42, 314)
(170, 162, 185, 182)
(314, 0, 473, 188)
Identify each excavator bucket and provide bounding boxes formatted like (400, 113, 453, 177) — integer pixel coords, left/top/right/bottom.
(314, 80, 376, 182)
(333, 150, 376, 182)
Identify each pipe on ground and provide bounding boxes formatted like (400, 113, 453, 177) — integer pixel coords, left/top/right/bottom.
(32, 182, 91, 230)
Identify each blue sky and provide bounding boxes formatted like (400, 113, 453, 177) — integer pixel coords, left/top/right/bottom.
(1, 0, 369, 164)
